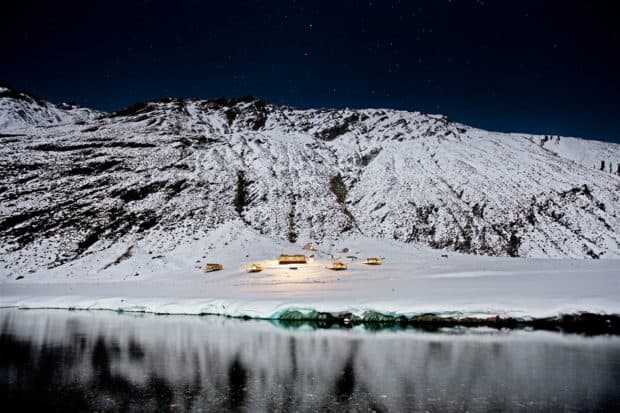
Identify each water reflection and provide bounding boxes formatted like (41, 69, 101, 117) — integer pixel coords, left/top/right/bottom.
(1, 309, 619, 412)
(228, 355, 247, 411)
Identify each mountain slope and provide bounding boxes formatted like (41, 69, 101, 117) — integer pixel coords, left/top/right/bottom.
(1, 88, 619, 277)
(0, 83, 99, 130)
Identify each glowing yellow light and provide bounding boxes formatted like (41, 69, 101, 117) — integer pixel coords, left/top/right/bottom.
(303, 243, 318, 251)
(278, 255, 307, 264)
(363, 257, 382, 265)
(247, 263, 263, 273)
(327, 261, 348, 271)
(203, 263, 223, 272)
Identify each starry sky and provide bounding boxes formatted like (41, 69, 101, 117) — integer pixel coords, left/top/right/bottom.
(2, 0, 619, 142)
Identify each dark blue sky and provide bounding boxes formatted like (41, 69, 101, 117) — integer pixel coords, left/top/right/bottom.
(2, 0, 619, 142)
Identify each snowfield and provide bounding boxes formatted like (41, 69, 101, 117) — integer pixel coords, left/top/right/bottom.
(1, 223, 619, 320)
(1, 85, 619, 320)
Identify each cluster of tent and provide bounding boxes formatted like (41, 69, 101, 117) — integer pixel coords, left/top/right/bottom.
(203, 250, 382, 273)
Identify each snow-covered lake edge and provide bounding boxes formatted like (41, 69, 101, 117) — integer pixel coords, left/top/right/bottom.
(1, 298, 619, 335)
(2, 234, 619, 334)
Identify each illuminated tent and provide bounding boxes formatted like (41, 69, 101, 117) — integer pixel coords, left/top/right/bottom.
(203, 263, 223, 272)
(363, 257, 382, 265)
(279, 255, 307, 264)
(327, 261, 347, 271)
(247, 263, 263, 273)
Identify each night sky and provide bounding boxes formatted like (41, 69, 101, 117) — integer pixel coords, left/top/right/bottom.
(2, 0, 619, 142)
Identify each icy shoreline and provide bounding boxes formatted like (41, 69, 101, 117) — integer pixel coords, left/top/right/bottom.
(1, 301, 619, 335)
(2, 235, 619, 333)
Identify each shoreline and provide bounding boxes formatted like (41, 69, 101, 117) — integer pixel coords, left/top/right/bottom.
(3, 304, 618, 335)
(3, 242, 618, 336)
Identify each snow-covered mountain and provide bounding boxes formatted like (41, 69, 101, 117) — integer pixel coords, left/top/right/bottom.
(0, 82, 99, 130)
(1, 84, 619, 276)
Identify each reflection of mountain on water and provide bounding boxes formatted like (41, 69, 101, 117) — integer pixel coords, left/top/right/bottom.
(1, 309, 619, 412)
(228, 355, 247, 411)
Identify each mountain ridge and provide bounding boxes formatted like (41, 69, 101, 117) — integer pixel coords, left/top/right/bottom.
(1, 84, 619, 276)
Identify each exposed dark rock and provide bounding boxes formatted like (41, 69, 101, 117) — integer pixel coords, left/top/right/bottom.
(62, 160, 122, 176)
(115, 181, 168, 202)
(110, 102, 152, 117)
(234, 171, 249, 215)
(316, 114, 359, 141)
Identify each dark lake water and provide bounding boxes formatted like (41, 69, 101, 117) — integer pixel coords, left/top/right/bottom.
(1, 309, 619, 412)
